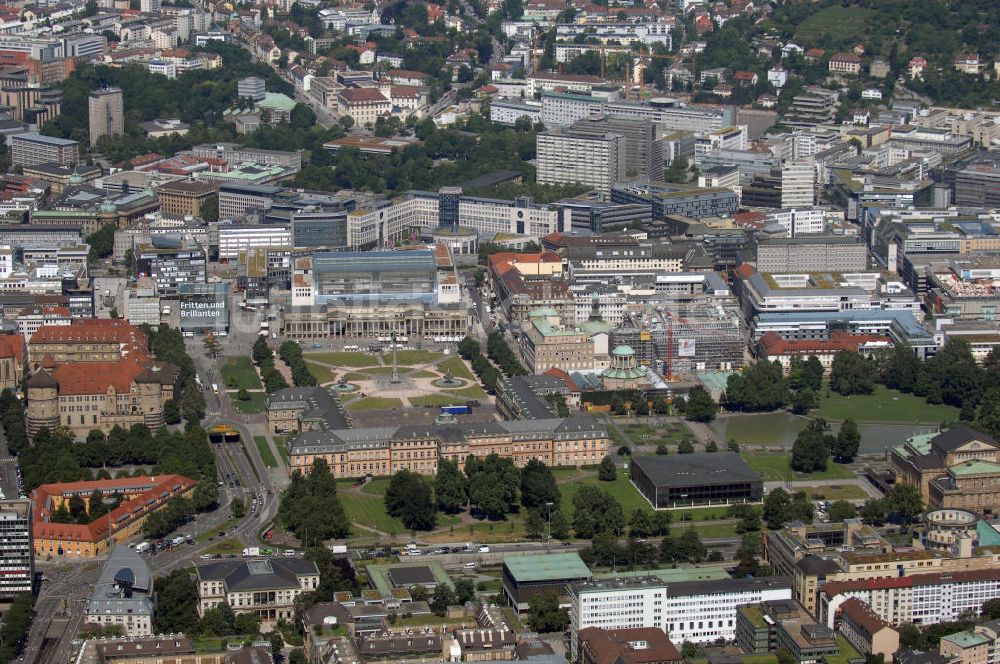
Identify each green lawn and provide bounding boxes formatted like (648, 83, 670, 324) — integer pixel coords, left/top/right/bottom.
(673, 522, 738, 538)
(806, 484, 869, 501)
(816, 385, 959, 423)
(394, 350, 442, 364)
(411, 394, 467, 407)
(343, 372, 368, 381)
(360, 478, 392, 496)
(741, 453, 856, 481)
(253, 436, 277, 468)
(220, 357, 262, 390)
(411, 370, 438, 378)
(204, 537, 244, 555)
(793, 5, 876, 48)
(619, 422, 691, 447)
(438, 356, 475, 380)
(560, 470, 651, 518)
(306, 361, 336, 385)
(230, 391, 267, 414)
(348, 397, 404, 411)
(441, 384, 488, 399)
(826, 635, 862, 664)
(275, 435, 290, 466)
(338, 490, 405, 534)
(303, 351, 379, 367)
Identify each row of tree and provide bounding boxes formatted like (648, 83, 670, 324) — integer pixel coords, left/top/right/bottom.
(724, 357, 824, 414)
(278, 459, 350, 546)
(252, 336, 290, 393)
(458, 336, 503, 393)
(790, 418, 861, 473)
(278, 341, 318, 388)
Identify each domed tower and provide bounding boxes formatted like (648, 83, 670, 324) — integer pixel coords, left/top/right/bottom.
(26, 369, 59, 438)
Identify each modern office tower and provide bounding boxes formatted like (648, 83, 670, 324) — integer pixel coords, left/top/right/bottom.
(88, 87, 124, 147)
(569, 115, 663, 179)
(438, 186, 461, 232)
(780, 160, 815, 208)
(0, 500, 32, 600)
(537, 130, 625, 195)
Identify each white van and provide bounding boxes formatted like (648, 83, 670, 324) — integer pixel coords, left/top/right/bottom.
(463, 562, 476, 569)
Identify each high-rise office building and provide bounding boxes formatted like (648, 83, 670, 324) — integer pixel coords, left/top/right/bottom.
(570, 115, 663, 179)
(438, 186, 461, 232)
(10, 133, 78, 167)
(537, 130, 625, 195)
(780, 160, 815, 208)
(0, 500, 32, 600)
(140, 0, 160, 12)
(88, 87, 124, 147)
(237, 77, 267, 102)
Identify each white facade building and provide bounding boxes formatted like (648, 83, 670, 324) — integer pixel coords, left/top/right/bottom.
(536, 130, 625, 195)
(569, 577, 792, 658)
(781, 160, 815, 208)
(766, 208, 826, 236)
(216, 225, 292, 260)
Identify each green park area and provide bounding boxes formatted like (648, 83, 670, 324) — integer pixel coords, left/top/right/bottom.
(219, 357, 261, 390)
(793, 5, 876, 46)
(230, 392, 266, 414)
(393, 350, 442, 364)
(559, 469, 650, 518)
(815, 386, 959, 423)
(305, 362, 336, 385)
(438, 356, 475, 380)
(253, 436, 277, 468)
(615, 421, 692, 449)
(741, 453, 855, 482)
(302, 351, 379, 367)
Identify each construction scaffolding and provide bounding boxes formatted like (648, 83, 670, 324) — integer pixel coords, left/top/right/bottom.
(611, 300, 747, 376)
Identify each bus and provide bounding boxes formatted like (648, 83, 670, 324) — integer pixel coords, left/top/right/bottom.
(211, 383, 219, 395)
(259, 321, 269, 337)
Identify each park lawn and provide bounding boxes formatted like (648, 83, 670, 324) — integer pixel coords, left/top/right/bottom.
(742, 453, 857, 481)
(204, 537, 244, 555)
(815, 385, 959, 423)
(607, 425, 630, 450)
(411, 370, 438, 378)
(394, 350, 442, 364)
(793, 5, 876, 47)
(672, 505, 737, 522)
(441, 384, 488, 399)
(439, 514, 528, 543)
(620, 422, 691, 447)
(826, 636, 862, 664)
(343, 372, 368, 381)
(410, 394, 466, 407)
(339, 490, 405, 534)
(253, 436, 277, 468)
(438, 356, 475, 380)
(220, 357, 262, 390)
(230, 391, 267, 414)
(275, 435, 290, 466)
(803, 484, 869, 501)
(560, 469, 651, 518)
(306, 361, 336, 385)
(348, 396, 404, 411)
(360, 478, 393, 496)
(196, 519, 238, 542)
(303, 351, 379, 367)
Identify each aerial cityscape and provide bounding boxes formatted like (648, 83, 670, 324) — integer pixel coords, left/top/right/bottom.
(3, 0, 1000, 663)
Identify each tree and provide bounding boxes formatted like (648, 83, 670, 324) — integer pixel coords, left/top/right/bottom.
(435, 459, 467, 513)
(655, 444, 669, 455)
(550, 508, 569, 540)
(629, 508, 653, 538)
(676, 527, 707, 563)
(886, 484, 923, 528)
(828, 500, 857, 522)
(454, 579, 476, 605)
(736, 507, 762, 533)
(526, 591, 568, 633)
(467, 454, 520, 519)
(682, 386, 716, 421)
(237, 388, 250, 401)
(269, 632, 284, 659)
(763, 488, 792, 529)
(572, 485, 624, 538)
(598, 455, 616, 481)
(277, 459, 350, 545)
(234, 611, 261, 636)
(200, 603, 236, 635)
(203, 334, 221, 358)
(832, 419, 861, 462)
(724, 362, 789, 412)
(705, 439, 718, 452)
(385, 470, 436, 530)
(199, 197, 219, 223)
(791, 419, 834, 473)
(678, 439, 695, 454)
(525, 509, 545, 540)
(664, 156, 689, 183)
(154, 569, 199, 634)
(163, 399, 181, 424)
(520, 459, 559, 509)
(860, 498, 888, 526)
(431, 584, 455, 616)
(982, 598, 1000, 620)
(830, 351, 875, 395)
(86, 223, 116, 262)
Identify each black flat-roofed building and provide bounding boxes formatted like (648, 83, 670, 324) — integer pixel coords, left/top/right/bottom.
(631, 452, 763, 508)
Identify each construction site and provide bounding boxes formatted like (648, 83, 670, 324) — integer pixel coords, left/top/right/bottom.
(611, 301, 748, 377)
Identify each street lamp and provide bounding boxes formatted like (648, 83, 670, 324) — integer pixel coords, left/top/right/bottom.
(545, 501, 553, 553)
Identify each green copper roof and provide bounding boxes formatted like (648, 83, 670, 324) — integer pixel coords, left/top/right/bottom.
(941, 631, 990, 649)
(612, 345, 635, 357)
(950, 459, 1000, 477)
(503, 553, 592, 583)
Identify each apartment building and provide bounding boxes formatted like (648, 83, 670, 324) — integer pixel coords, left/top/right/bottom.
(156, 181, 218, 217)
(781, 161, 815, 208)
(570, 116, 664, 180)
(838, 598, 900, 663)
(523, 310, 597, 373)
(336, 88, 391, 126)
(536, 130, 625, 195)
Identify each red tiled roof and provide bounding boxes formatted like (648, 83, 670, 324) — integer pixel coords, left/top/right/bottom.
(30, 319, 148, 354)
(0, 333, 24, 363)
(578, 627, 682, 664)
(822, 568, 1000, 597)
(387, 69, 430, 80)
(339, 88, 388, 103)
(390, 85, 422, 99)
(831, 52, 861, 63)
(32, 474, 196, 543)
(759, 330, 890, 357)
(543, 367, 580, 392)
(50, 358, 149, 395)
(733, 70, 757, 80)
(839, 598, 893, 636)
